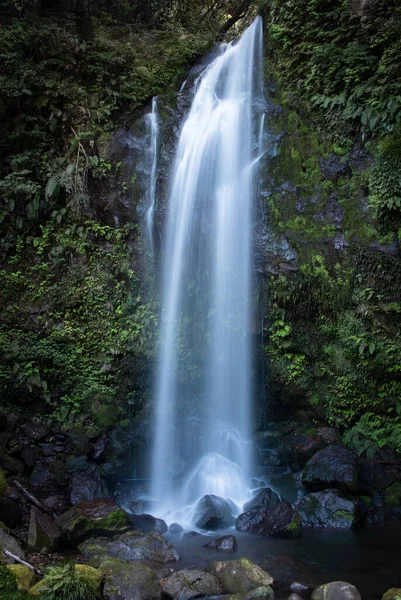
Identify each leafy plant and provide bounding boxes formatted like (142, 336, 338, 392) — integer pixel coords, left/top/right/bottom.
(39, 563, 99, 600)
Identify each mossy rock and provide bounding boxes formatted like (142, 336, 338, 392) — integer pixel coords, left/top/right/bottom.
(0, 468, 6, 497)
(55, 499, 131, 543)
(384, 482, 401, 506)
(311, 581, 361, 600)
(100, 558, 161, 600)
(28, 578, 47, 596)
(7, 564, 35, 590)
(206, 558, 274, 594)
(382, 589, 401, 600)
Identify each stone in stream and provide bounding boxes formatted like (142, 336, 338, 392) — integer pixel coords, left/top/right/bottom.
(161, 569, 222, 599)
(79, 531, 180, 565)
(192, 494, 234, 530)
(311, 581, 361, 600)
(128, 513, 168, 534)
(302, 445, 358, 494)
(204, 534, 237, 550)
(290, 580, 312, 595)
(169, 522, 184, 533)
(236, 501, 301, 537)
(206, 558, 274, 594)
(298, 489, 359, 528)
(243, 487, 280, 512)
(100, 559, 162, 600)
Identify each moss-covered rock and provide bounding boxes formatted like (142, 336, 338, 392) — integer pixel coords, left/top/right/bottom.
(302, 445, 358, 494)
(298, 489, 359, 528)
(206, 558, 274, 594)
(79, 531, 180, 566)
(382, 589, 401, 600)
(236, 502, 301, 538)
(311, 581, 361, 600)
(7, 564, 35, 590)
(161, 569, 222, 599)
(100, 559, 162, 600)
(55, 498, 131, 544)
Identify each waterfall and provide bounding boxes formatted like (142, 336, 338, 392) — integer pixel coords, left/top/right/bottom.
(144, 97, 158, 255)
(151, 17, 264, 521)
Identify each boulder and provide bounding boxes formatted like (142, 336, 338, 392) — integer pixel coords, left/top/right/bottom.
(206, 558, 274, 594)
(298, 489, 359, 528)
(382, 590, 401, 600)
(128, 513, 168, 534)
(244, 588, 274, 599)
(270, 473, 305, 507)
(302, 445, 358, 493)
(290, 581, 312, 595)
(28, 507, 61, 552)
(0, 523, 26, 560)
(243, 488, 280, 512)
(71, 473, 110, 505)
(55, 499, 131, 543)
(101, 559, 162, 600)
(192, 494, 234, 530)
(79, 531, 180, 565)
(169, 522, 184, 533)
(7, 565, 35, 590)
(236, 502, 301, 538)
(311, 581, 361, 600)
(204, 535, 237, 550)
(183, 530, 200, 537)
(161, 569, 221, 599)
(316, 428, 341, 446)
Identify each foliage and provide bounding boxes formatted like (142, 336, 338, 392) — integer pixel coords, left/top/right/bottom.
(0, 564, 29, 600)
(344, 411, 401, 458)
(39, 563, 99, 600)
(266, 0, 401, 136)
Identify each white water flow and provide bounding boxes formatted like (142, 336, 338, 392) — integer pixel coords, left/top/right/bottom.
(144, 97, 158, 254)
(151, 18, 264, 521)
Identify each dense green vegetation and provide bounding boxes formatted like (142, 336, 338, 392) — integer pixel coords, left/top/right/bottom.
(263, 0, 401, 456)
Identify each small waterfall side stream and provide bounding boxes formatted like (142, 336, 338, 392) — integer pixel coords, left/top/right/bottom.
(150, 17, 265, 522)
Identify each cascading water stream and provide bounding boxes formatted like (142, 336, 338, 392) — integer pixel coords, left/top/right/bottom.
(144, 97, 158, 255)
(151, 17, 264, 522)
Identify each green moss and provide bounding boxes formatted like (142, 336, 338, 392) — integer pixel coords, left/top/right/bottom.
(7, 566, 35, 591)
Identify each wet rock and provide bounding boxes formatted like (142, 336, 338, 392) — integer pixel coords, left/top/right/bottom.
(320, 154, 350, 181)
(0, 498, 22, 528)
(56, 498, 131, 543)
(92, 437, 107, 461)
(66, 455, 89, 473)
(243, 487, 280, 512)
(204, 535, 237, 550)
(244, 588, 274, 599)
(161, 569, 221, 599)
(128, 513, 168, 534)
(299, 489, 359, 528)
(270, 472, 306, 507)
(71, 473, 110, 505)
(169, 523, 184, 533)
(302, 445, 358, 494)
(42, 495, 69, 514)
(382, 589, 401, 600)
(7, 565, 35, 590)
(358, 460, 394, 495)
(206, 558, 274, 593)
(192, 494, 234, 530)
(21, 444, 40, 467)
(290, 581, 311, 595)
(21, 423, 48, 440)
(287, 595, 304, 600)
(183, 530, 200, 538)
(30, 462, 51, 486)
(236, 502, 301, 538)
(316, 428, 341, 446)
(79, 531, 181, 565)
(0, 524, 26, 559)
(28, 507, 61, 552)
(311, 581, 361, 600)
(101, 559, 162, 600)
(0, 453, 23, 475)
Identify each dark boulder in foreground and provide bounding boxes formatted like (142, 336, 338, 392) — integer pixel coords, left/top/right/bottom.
(204, 534, 237, 550)
(311, 581, 361, 600)
(243, 487, 280, 512)
(100, 559, 162, 600)
(161, 569, 221, 599)
(128, 513, 168, 534)
(298, 489, 359, 528)
(302, 445, 358, 494)
(236, 501, 301, 538)
(192, 494, 234, 530)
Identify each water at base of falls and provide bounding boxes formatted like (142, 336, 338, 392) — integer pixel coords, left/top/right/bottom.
(150, 17, 264, 525)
